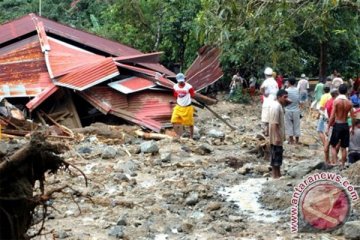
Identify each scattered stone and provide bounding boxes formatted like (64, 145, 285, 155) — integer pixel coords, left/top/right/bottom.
(140, 140, 159, 154)
(114, 173, 130, 182)
(206, 202, 221, 211)
(0, 141, 8, 157)
(180, 221, 194, 233)
(77, 146, 92, 154)
(343, 221, 360, 239)
(101, 146, 117, 159)
(287, 159, 323, 178)
(185, 192, 199, 206)
(207, 129, 225, 139)
(116, 216, 127, 226)
(108, 225, 124, 238)
(55, 230, 70, 239)
(194, 143, 213, 155)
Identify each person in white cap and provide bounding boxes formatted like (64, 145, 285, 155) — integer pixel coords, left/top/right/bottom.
(171, 73, 195, 139)
(260, 67, 279, 136)
(297, 73, 309, 104)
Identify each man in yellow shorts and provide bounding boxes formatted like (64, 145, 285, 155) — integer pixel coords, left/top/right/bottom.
(171, 73, 195, 139)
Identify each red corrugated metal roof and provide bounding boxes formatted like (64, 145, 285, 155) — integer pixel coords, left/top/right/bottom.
(55, 58, 119, 91)
(186, 46, 223, 91)
(47, 38, 105, 78)
(79, 86, 172, 132)
(108, 77, 156, 94)
(26, 83, 59, 111)
(0, 37, 56, 99)
(0, 14, 174, 76)
(116, 63, 174, 89)
(114, 52, 162, 64)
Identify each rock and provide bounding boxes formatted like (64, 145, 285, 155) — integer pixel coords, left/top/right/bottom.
(0, 141, 8, 157)
(56, 230, 70, 239)
(101, 146, 117, 159)
(343, 221, 360, 239)
(160, 152, 171, 162)
(115, 159, 139, 174)
(140, 140, 159, 154)
(185, 192, 199, 206)
(287, 159, 323, 178)
(114, 173, 130, 182)
(180, 222, 194, 233)
(254, 165, 270, 174)
(207, 129, 225, 139)
(108, 225, 124, 238)
(193, 143, 213, 155)
(116, 216, 127, 226)
(206, 202, 221, 211)
(255, 134, 266, 141)
(77, 146, 92, 154)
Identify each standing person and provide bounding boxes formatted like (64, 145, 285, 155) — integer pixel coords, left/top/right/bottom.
(332, 76, 344, 90)
(326, 84, 354, 167)
(348, 119, 360, 164)
(285, 77, 301, 144)
(260, 67, 279, 136)
(311, 79, 324, 110)
(171, 73, 195, 139)
(228, 72, 242, 99)
(324, 89, 339, 165)
(269, 89, 290, 178)
(276, 74, 284, 89)
(297, 74, 310, 104)
(249, 76, 257, 98)
(317, 86, 331, 146)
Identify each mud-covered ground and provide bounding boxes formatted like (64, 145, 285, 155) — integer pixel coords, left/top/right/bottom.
(3, 93, 360, 240)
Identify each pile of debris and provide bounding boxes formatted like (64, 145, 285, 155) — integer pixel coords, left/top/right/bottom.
(0, 14, 222, 135)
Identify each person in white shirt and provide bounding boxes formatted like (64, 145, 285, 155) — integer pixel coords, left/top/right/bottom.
(171, 73, 195, 139)
(260, 67, 279, 136)
(297, 74, 310, 103)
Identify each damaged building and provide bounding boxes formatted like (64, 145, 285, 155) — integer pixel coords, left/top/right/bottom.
(0, 13, 222, 136)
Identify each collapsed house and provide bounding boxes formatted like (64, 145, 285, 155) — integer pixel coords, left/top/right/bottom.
(0, 13, 222, 134)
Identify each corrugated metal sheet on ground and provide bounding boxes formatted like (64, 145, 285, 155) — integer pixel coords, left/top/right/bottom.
(127, 91, 173, 124)
(108, 77, 156, 94)
(55, 58, 119, 91)
(79, 86, 127, 114)
(186, 47, 223, 91)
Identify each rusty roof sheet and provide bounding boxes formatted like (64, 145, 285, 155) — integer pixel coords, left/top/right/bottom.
(47, 37, 105, 78)
(186, 46, 223, 91)
(54, 58, 120, 91)
(26, 84, 59, 111)
(108, 77, 156, 94)
(79, 86, 172, 132)
(114, 52, 162, 64)
(1, 14, 174, 76)
(0, 37, 56, 99)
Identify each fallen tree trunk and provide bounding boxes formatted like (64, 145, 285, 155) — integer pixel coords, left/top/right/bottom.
(0, 132, 74, 239)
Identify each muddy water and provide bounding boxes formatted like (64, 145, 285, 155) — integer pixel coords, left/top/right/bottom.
(219, 178, 282, 223)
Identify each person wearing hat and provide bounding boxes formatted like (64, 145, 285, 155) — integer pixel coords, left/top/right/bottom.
(171, 73, 195, 139)
(269, 89, 291, 178)
(297, 73, 309, 104)
(260, 67, 279, 136)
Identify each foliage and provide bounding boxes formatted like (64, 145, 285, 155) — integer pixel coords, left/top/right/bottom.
(0, 0, 359, 81)
(98, 0, 201, 70)
(229, 87, 251, 104)
(196, 0, 360, 80)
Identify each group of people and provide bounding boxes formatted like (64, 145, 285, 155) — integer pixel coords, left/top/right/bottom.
(169, 69, 359, 180)
(260, 67, 360, 178)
